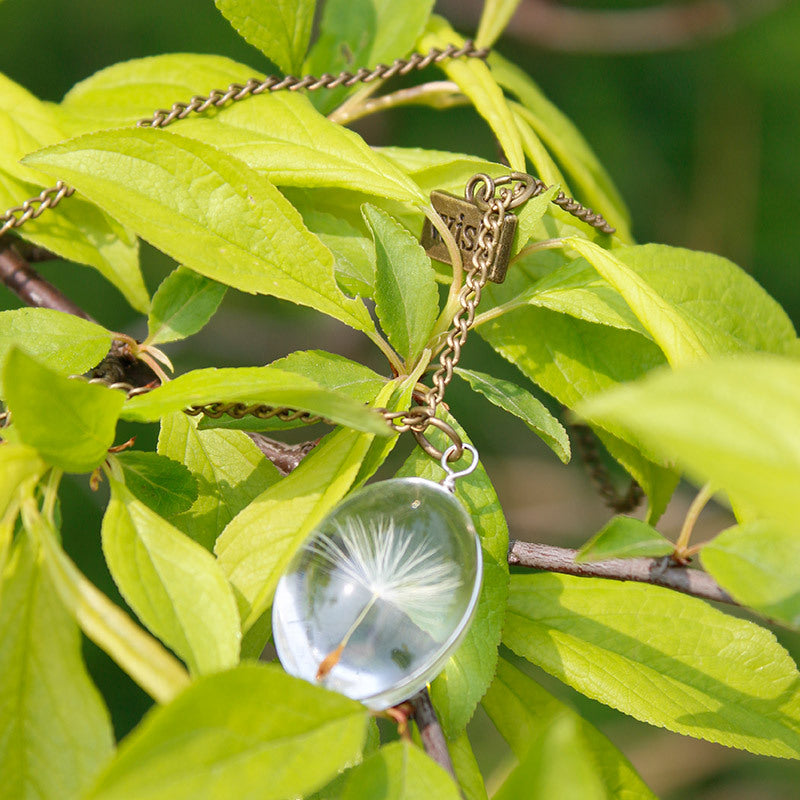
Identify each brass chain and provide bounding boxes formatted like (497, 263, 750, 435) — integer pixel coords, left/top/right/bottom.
(0, 43, 487, 241)
(0, 42, 615, 467)
(0, 181, 75, 239)
(386, 173, 546, 461)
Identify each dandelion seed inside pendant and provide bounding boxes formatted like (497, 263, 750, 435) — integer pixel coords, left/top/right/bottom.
(272, 444, 483, 709)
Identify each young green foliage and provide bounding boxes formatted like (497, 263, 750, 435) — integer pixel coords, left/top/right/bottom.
(454, 366, 570, 463)
(363, 203, 439, 364)
(0, 308, 112, 396)
(215, 0, 315, 75)
(580, 354, 800, 525)
(84, 664, 369, 800)
(575, 515, 674, 562)
(146, 267, 226, 346)
(121, 365, 391, 434)
(701, 520, 800, 628)
(0, 536, 115, 800)
(115, 451, 198, 517)
(101, 477, 241, 675)
(505, 573, 800, 757)
(483, 658, 655, 799)
(25, 129, 377, 335)
(4, 348, 124, 473)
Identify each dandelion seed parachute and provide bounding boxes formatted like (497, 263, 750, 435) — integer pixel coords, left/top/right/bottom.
(272, 477, 483, 709)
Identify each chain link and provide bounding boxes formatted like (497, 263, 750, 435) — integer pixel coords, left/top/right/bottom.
(0, 181, 75, 239)
(0, 43, 614, 466)
(0, 43, 487, 244)
(137, 42, 488, 130)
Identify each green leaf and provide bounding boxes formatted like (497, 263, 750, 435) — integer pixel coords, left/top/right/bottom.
(121, 365, 391, 435)
(454, 367, 570, 463)
(363, 204, 438, 363)
(565, 238, 708, 366)
(701, 520, 800, 628)
(477, 299, 677, 521)
(197, 350, 386, 432)
(510, 104, 569, 190)
(504, 572, 800, 758)
(476, 0, 523, 48)
(0, 73, 147, 312)
(215, 387, 393, 630)
(0, 536, 115, 800)
(419, 17, 525, 171)
(490, 53, 632, 240)
(173, 92, 424, 203)
(300, 207, 376, 297)
(4, 348, 123, 473)
(102, 478, 240, 675)
(0, 309, 111, 397)
(146, 267, 226, 345)
(449, 733, 488, 800)
(377, 146, 499, 198)
(24, 128, 376, 334)
(0, 169, 147, 313)
(575, 515, 674, 562)
(484, 658, 654, 799)
(61, 54, 257, 130)
(115, 451, 198, 517)
(304, 0, 435, 114)
(215, 0, 315, 75)
(336, 741, 461, 799)
(494, 716, 617, 800)
(611, 243, 796, 356)
(24, 504, 190, 704)
(0, 443, 44, 518)
(158, 412, 282, 550)
(397, 413, 509, 737)
(85, 663, 368, 800)
(519, 257, 649, 335)
(578, 354, 800, 526)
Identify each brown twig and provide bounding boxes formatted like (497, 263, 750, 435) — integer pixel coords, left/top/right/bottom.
(410, 688, 457, 782)
(0, 242, 94, 320)
(442, 0, 787, 53)
(508, 540, 734, 604)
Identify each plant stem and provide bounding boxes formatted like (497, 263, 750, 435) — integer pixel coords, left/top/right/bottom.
(366, 329, 404, 376)
(410, 688, 457, 781)
(675, 482, 714, 557)
(330, 81, 466, 126)
(508, 540, 734, 605)
(41, 467, 62, 524)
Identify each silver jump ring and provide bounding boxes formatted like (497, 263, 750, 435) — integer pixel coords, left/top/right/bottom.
(440, 443, 480, 492)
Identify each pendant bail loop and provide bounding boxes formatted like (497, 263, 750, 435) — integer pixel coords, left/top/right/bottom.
(440, 443, 480, 492)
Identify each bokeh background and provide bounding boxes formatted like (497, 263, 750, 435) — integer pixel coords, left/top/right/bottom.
(1, 0, 799, 796)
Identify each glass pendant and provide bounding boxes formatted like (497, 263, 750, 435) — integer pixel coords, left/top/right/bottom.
(272, 473, 483, 709)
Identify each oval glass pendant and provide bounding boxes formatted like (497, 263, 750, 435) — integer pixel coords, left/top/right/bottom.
(272, 477, 483, 709)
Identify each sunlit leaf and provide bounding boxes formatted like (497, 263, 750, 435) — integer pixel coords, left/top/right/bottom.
(505, 573, 800, 758)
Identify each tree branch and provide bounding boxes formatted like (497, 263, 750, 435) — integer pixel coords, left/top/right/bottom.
(0, 241, 94, 320)
(410, 687, 457, 781)
(508, 540, 734, 604)
(441, 0, 787, 53)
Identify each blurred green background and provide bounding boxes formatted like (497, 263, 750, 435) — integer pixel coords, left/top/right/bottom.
(1, 0, 799, 797)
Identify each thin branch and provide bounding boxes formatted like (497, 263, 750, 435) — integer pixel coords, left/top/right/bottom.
(0, 241, 94, 320)
(508, 540, 735, 605)
(410, 688, 457, 781)
(330, 81, 466, 126)
(440, 0, 788, 53)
